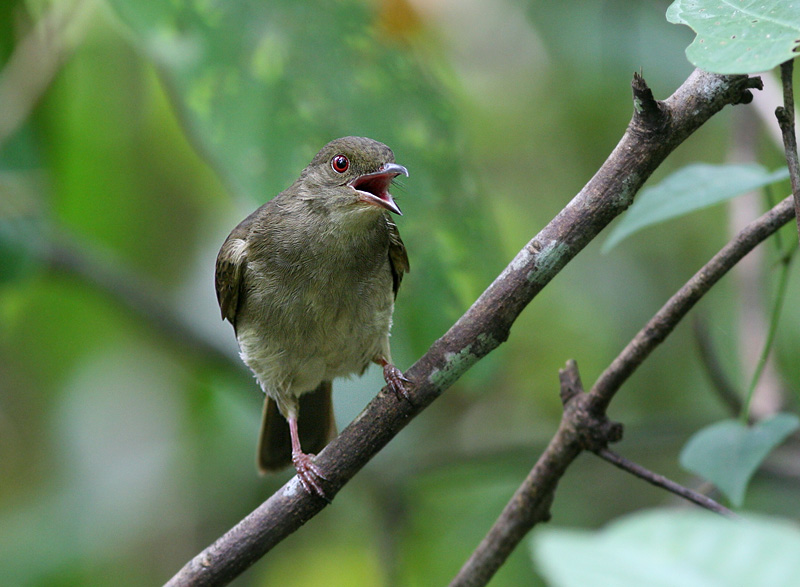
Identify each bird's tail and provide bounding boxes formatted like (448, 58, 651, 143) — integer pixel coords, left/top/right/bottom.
(257, 381, 336, 472)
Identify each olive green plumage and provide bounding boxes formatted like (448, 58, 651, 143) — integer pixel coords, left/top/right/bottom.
(215, 136, 409, 496)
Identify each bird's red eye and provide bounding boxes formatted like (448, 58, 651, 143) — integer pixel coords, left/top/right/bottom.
(331, 155, 349, 173)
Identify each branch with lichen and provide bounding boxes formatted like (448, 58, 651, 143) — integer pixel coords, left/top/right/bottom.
(164, 69, 761, 587)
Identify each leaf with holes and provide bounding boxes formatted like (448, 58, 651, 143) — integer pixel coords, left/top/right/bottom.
(667, 0, 800, 74)
(680, 413, 799, 507)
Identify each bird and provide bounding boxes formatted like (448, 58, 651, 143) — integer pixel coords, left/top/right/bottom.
(215, 136, 410, 498)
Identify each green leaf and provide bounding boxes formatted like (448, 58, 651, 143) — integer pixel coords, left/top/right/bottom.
(603, 163, 789, 252)
(532, 509, 800, 587)
(667, 0, 800, 74)
(679, 413, 799, 507)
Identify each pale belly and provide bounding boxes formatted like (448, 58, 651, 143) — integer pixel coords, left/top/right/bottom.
(235, 269, 394, 416)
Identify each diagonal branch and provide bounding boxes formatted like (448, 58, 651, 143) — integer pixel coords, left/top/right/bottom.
(165, 69, 761, 587)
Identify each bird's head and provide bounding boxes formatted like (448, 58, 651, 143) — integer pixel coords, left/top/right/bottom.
(297, 136, 408, 216)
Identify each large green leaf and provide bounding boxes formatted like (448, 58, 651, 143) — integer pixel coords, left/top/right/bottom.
(667, 0, 800, 74)
(680, 413, 799, 507)
(532, 509, 800, 587)
(603, 163, 789, 252)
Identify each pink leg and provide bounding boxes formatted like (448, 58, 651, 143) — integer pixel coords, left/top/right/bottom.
(375, 357, 412, 401)
(288, 416, 328, 500)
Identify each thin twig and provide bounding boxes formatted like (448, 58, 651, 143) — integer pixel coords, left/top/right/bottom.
(775, 60, 800, 242)
(740, 250, 794, 421)
(594, 448, 737, 518)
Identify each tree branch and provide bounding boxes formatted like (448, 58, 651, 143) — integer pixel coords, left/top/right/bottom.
(775, 59, 800, 243)
(451, 195, 795, 587)
(164, 69, 760, 587)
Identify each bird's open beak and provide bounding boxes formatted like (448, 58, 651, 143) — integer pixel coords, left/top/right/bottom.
(349, 163, 408, 216)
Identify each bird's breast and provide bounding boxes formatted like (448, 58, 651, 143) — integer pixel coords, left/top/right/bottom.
(236, 216, 395, 394)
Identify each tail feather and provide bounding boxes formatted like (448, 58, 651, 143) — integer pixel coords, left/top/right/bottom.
(257, 381, 336, 472)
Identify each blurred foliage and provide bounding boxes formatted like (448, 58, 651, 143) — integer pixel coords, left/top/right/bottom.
(533, 509, 800, 586)
(1, 0, 798, 585)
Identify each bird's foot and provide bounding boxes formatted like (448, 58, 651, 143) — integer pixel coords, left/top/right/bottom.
(292, 451, 329, 502)
(381, 361, 413, 402)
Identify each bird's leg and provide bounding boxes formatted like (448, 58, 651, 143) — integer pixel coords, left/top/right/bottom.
(375, 356, 412, 401)
(288, 416, 329, 501)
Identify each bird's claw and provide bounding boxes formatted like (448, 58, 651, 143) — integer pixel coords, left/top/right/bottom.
(292, 452, 330, 502)
(383, 363, 413, 402)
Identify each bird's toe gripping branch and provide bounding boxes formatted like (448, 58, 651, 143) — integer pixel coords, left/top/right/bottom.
(376, 357, 413, 402)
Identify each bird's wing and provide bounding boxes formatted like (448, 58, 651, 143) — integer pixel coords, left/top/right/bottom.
(215, 219, 253, 328)
(386, 216, 409, 298)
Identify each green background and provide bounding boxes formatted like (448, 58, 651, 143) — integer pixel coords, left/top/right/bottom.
(1, 0, 798, 585)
